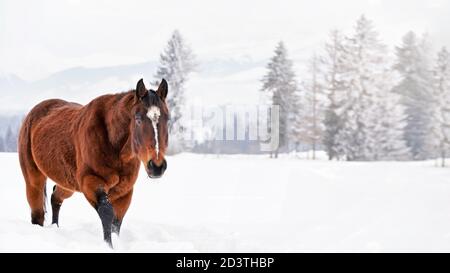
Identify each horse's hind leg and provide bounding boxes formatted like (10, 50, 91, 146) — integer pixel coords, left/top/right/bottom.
(24, 171, 47, 226)
(51, 185, 74, 226)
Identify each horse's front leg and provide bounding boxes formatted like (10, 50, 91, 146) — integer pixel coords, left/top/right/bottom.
(82, 175, 115, 248)
(95, 191, 114, 247)
(111, 189, 134, 235)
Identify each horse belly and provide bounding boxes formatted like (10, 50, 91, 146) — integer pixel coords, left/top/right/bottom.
(31, 110, 79, 191)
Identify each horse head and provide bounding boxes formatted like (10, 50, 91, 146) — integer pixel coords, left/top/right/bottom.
(131, 78, 169, 179)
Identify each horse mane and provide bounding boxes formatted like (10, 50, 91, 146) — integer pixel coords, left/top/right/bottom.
(80, 90, 137, 153)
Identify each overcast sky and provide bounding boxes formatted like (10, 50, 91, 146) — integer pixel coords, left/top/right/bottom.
(1, 0, 449, 81)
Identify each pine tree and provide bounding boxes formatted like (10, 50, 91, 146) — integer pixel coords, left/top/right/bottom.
(430, 47, 450, 166)
(335, 16, 383, 160)
(335, 15, 408, 161)
(297, 54, 325, 160)
(4, 125, 17, 152)
(0, 135, 5, 152)
(321, 30, 348, 160)
(261, 42, 299, 158)
(154, 30, 196, 153)
(373, 73, 410, 160)
(393, 31, 433, 160)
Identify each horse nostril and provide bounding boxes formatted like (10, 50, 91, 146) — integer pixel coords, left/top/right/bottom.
(146, 159, 166, 179)
(148, 159, 166, 176)
(162, 159, 167, 172)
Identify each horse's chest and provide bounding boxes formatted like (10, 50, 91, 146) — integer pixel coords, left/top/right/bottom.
(118, 172, 138, 187)
(110, 163, 140, 195)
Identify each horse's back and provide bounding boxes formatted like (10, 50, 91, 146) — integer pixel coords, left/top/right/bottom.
(19, 99, 82, 190)
(21, 99, 81, 130)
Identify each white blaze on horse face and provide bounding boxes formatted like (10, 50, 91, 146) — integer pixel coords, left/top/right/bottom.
(147, 106, 161, 159)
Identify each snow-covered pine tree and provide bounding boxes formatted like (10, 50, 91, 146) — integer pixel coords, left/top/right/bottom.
(430, 47, 450, 166)
(393, 31, 433, 160)
(372, 71, 410, 160)
(321, 30, 348, 160)
(4, 125, 17, 152)
(0, 134, 5, 152)
(261, 41, 299, 158)
(154, 30, 196, 154)
(297, 54, 325, 160)
(336, 15, 408, 161)
(334, 15, 383, 160)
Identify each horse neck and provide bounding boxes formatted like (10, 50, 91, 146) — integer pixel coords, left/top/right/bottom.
(104, 92, 135, 160)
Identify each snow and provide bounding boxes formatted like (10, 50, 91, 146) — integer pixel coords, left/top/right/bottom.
(2, 152, 450, 252)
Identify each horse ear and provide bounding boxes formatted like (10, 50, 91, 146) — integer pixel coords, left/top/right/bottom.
(136, 79, 147, 99)
(156, 78, 168, 100)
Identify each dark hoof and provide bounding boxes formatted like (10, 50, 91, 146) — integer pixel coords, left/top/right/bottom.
(31, 211, 45, 226)
(105, 238, 113, 249)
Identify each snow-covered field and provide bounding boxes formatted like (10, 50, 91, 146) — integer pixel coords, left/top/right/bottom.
(2, 152, 450, 252)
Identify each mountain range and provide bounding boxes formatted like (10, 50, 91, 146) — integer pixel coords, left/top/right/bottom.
(0, 58, 265, 135)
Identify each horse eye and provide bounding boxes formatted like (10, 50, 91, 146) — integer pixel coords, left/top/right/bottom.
(135, 115, 142, 125)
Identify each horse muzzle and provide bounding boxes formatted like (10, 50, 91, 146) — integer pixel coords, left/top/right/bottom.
(146, 159, 167, 179)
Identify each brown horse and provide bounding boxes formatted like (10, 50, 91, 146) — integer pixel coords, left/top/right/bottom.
(18, 79, 169, 247)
